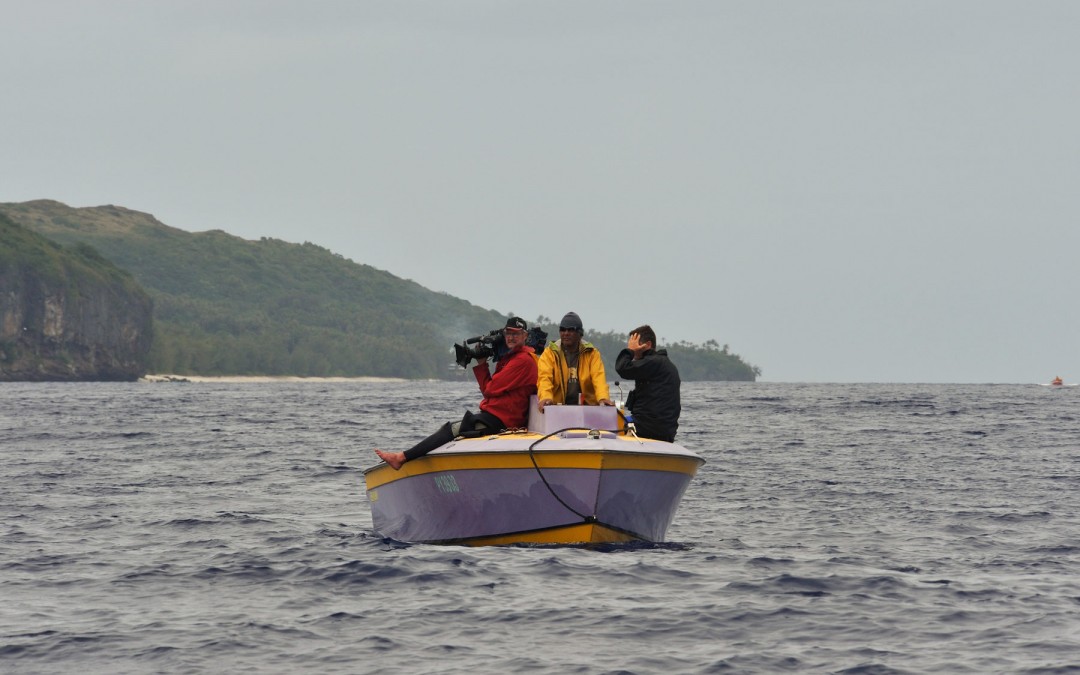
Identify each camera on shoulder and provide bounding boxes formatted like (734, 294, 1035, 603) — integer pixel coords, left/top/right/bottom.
(453, 326, 548, 368)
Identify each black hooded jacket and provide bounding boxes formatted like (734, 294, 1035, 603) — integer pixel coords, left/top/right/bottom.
(615, 347, 681, 442)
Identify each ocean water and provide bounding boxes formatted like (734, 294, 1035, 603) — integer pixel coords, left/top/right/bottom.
(2, 380, 1080, 674)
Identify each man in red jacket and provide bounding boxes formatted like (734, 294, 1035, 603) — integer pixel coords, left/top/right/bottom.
(374, 316, 538, 470)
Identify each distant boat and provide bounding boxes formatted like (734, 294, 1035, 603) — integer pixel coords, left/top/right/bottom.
(1039, 376, 1077, 387)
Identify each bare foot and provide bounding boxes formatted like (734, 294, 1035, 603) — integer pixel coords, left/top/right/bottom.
(374, 448, 405, 470)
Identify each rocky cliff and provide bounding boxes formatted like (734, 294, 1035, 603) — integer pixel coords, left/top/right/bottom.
(0, 214, 153, 381)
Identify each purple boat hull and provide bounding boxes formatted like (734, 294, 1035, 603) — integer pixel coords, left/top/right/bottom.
(364, 432, 704, 545)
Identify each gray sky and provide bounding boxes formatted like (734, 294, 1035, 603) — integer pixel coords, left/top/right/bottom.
(4, 1, 1078, 383)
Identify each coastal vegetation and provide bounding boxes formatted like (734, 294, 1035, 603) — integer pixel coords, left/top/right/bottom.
(0, 200, 760, 381)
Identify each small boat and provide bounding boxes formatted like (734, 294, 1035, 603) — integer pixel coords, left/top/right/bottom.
(363, 400, 704, 546)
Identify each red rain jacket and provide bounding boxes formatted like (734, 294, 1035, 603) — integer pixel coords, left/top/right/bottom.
(474, 345, 538, 429)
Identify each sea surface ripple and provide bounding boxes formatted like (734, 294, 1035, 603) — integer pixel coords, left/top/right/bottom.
(2, 381, 1080, 674)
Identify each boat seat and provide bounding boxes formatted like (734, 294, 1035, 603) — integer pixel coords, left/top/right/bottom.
(526, 395, 619, 435)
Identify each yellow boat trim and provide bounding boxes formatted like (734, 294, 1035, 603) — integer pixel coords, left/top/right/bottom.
(365, 450, 702, 490)
(459, 521, 639, 546)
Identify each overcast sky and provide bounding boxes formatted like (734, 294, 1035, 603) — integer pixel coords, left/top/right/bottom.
(3, 1, 1078, 382)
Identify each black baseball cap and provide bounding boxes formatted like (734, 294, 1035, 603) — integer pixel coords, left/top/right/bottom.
(505, 317, 528, 332)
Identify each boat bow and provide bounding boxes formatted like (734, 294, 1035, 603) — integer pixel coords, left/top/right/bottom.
(364, 400, 704, 545)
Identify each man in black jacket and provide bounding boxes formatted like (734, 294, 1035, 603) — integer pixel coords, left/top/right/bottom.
(615, 324, 681, 442)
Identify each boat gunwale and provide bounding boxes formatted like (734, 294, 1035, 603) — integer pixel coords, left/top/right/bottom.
(362, 433, 704, 476)
(363, 448, 704, 491)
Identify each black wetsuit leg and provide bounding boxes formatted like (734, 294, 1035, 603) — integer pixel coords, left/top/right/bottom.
(458, 410, 506, 437)
(402, 411, 507, 461)
(402, 422, 456, 461)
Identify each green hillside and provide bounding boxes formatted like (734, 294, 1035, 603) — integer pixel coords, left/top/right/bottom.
(0, 200, 760, 380)
(1, 200, 505, 378)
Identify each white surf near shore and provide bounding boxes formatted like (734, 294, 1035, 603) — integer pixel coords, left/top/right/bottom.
(140, 374, 408, 383)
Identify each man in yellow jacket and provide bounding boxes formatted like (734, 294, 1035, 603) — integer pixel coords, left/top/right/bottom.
(537, 312, 615, 411)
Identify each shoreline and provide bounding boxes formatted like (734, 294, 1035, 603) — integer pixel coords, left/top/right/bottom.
(140, 374, 409, 384)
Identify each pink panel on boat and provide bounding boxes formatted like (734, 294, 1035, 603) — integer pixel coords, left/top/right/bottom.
(526, 396, 619, 434)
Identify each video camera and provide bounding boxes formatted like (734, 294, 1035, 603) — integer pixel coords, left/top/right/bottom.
(454, 326, 548, 368)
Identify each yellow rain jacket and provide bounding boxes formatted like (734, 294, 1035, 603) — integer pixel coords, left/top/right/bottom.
(537, 341, 611, 405)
